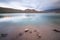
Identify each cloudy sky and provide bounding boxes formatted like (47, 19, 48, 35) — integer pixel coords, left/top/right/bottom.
(0, 0, 60, 11)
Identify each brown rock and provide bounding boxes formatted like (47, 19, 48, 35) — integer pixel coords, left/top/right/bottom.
(53, 29, 60, 32)
(24, 28, 29, 32)
(0, 34, 8, 37)
(19, 33, 23, 36)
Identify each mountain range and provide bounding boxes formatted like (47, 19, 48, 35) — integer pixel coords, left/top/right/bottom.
(0, 7, 60, 13)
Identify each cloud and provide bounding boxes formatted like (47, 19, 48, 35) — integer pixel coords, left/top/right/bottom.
(0, 1, 29, 10)
(0, 0, 60, 11)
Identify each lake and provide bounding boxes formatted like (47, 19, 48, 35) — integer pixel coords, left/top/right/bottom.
(0, 13, 60, 40)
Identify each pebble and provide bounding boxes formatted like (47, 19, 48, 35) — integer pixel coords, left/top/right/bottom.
(34, 30, 37, 32)
(24, 28, 29, 32)
(53, 29, 60, 32)
(0, 34, 8, 37)
(29, 31, 32, 33)
(19, 33, 23, 36)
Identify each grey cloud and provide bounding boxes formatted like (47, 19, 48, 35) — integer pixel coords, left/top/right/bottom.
(0, 0, 60, 10)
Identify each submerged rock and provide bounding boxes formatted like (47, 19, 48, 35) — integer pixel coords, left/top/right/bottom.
(29, 31, 32, 33)
(53, 29, 60, 32)
(0, 34, 8, 37)
(34, 30, 37, 32)
(37, 34, 41, 38)
(19, 33, 23, 36)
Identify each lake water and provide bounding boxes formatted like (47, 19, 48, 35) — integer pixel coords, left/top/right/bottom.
(0, 13, 60, 40)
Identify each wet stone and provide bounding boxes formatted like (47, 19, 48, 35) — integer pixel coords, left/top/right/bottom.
(36, 34, 41, 39)
(37, 36, 41, 39)
(38, 35, 41, 38)
(19, 33, 23, 36)
(53, 29, 60, 32)
(34, 30, 37, 32)
(0, 34, 8, 37)
(25, 30, 29, 32)
(29, 31, 32, 33)
(24, 28, 29, 32)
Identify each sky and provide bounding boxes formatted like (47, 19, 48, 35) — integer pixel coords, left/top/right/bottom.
(0, 0, 60, 11)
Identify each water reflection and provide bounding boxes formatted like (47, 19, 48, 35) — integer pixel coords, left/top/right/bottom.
(0, 14, 60, 25)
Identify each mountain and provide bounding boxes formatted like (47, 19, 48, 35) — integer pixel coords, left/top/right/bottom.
(0, 7, 23, 13)
(24, 9, 40, 13)
(41, 8, 60, 13)
(0, 7, 60, 13)
(0, 7, 40, 13)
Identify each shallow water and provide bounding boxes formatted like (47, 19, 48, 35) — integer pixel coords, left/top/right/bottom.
(0, 13, 60, 40)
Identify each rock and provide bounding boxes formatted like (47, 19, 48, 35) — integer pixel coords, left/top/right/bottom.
(34, 30, 37, 32)
(24, 28, 29, 32)
(53, 29, 60, 32)
(36, 33, 41, 38)
(29, 31, 32, 33)
(0, 34, 8, 37)
(19, 33, 23, 36)
(38, 35, 41, 38)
